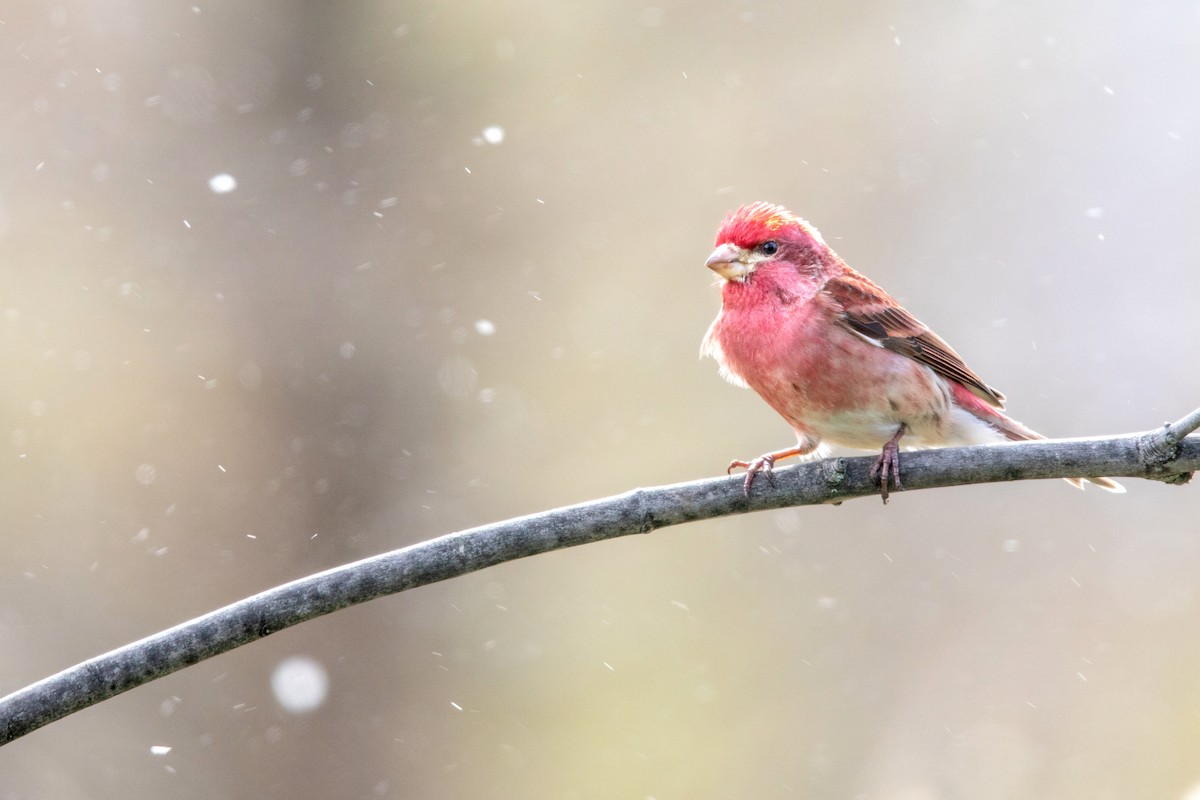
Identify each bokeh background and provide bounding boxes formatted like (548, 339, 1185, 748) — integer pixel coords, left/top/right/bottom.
(2, 1, 1199, 797)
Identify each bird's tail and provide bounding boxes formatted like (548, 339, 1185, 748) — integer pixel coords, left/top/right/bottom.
(951, 383, 1125, 493)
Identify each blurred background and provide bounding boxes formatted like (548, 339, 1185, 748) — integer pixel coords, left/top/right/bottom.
(2, 1, 1199, 797)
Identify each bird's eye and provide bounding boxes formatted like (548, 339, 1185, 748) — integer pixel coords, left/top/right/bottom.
(758, 241, 779, 256)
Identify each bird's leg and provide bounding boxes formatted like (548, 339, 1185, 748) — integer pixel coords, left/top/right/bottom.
(869, 423, 908, 504)
(727, 446, 806, 497)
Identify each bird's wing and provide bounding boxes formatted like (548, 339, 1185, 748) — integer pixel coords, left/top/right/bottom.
(825, 268, 1006, 408)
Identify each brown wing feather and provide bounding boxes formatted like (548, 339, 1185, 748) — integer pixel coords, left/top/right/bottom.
(826, 268, 1006, 408)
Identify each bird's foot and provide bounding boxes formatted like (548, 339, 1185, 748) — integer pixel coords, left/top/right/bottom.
(727, 454, 779, 497)
(726, 446, 809, 497)
(869, 424, 907, 504)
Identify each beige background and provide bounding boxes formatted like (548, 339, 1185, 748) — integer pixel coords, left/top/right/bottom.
(2, 1, 1199, 797)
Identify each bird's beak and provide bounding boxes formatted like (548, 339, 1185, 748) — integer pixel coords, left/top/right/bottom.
(705, 243, 751, 281)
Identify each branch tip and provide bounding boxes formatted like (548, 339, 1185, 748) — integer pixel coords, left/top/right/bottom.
(1135, 408, 1199, 485)
(1168, 406, 1200, 442)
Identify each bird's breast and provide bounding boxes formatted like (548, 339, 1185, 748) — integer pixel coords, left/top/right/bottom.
(708, 295, 962, 449)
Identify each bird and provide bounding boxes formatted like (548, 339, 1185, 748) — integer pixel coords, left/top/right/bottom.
(701, 201, 1124, 502)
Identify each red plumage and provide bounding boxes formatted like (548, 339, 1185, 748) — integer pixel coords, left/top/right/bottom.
(702, 202, 1123, 501)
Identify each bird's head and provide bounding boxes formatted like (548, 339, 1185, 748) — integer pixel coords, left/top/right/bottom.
(706, 202, 828, 283)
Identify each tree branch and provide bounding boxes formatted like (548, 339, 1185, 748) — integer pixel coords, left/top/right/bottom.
(3, 411, 1198, 746)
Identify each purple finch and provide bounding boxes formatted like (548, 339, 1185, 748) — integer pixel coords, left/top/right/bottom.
(702, 202, 1124, 501)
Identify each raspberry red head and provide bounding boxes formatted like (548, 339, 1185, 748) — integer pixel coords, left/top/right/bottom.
(706, 202, 829, 283)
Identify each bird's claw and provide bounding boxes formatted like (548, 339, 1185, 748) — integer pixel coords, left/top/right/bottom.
(728, 454, 777, 497)
(869, 435, 904, 504)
